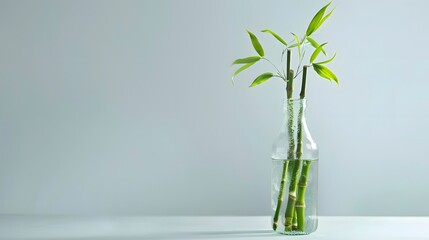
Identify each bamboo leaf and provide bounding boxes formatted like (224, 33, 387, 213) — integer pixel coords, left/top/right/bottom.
(316, 9, 334, 30)
(305, 2, 332, 36)
(313, 64, 339, 85)
(246, 30, 265, 57)
(231, 62, 256, 85)
(289, 42, 310, 49)
(288, 42, 298, 48)
(249, 72, 274, 87)
(261, 29, 287, 46)
(310, 42, 328, 63)
(306, 36, 327, 56)
(315, 52, 336, 65)
(291, 33, 301, 58)
(232, 56, 261, 65)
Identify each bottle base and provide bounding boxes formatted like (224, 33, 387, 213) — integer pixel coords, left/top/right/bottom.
(274, 230, 310, 235)
(272, 224, 317, 235)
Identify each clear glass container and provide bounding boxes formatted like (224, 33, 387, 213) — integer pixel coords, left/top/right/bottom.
(271, 99, 318, 235)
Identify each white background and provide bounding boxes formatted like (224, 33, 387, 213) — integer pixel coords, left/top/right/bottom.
(0, 0, 428, 216)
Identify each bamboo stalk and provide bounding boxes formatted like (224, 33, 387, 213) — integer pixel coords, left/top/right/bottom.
(296, 160, 312, 231)
(295, 66, 309, 232)
(284, 66, 309, 231)
(296, 66, 307, 159)
(299, 65, 307, 99)
(284, 155, 301, 231)
(292, 210, 298, 230)
(286, 51, 293, 99)
(272, 160, 289, 230)
(272, 50, 293, 231)
(286, 68, 295, 161)
(283, 67, 297, 232)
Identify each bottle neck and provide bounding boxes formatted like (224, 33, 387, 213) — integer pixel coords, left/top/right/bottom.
(272, 98, 317, 161)
(283, 99, 307, 114)
(281, 98, 308, 137)
(282, 98, 309, 160)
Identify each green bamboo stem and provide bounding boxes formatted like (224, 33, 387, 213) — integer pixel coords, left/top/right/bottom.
(299, 66, 308, 99)
(272, 50, 293, 231)
(296, 160, 312, 231)
(292, 210, 298, 230)
(283, 67, 297, 231)
(284, 66, 308, 231)
(295, 66, 309, 232)
(296, 66, 307, 159)
(284, 73, 299, 231)
(284, 67, 298, 231)
(286, 52, 294, 99)
(284, 155, 301, 231)
(286, 68, 295, 161)
(272, 160, 289, 230)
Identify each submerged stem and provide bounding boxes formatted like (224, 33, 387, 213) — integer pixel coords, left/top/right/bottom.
(272, 160, 289, 230)
(292, 210, 298, 230)
(296, 160, 312, 231)
(284, 158, 301, 231)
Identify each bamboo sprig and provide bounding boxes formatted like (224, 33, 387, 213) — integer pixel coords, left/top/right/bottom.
(231, 1, 339, 234)
(231, 2, 339, 87)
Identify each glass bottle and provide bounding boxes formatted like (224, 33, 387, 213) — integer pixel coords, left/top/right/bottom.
(271, 98, 318, 235)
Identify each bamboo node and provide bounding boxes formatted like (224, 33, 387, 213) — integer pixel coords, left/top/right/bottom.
(273, 222, 278, 230)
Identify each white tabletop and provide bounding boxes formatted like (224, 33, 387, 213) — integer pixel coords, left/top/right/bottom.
(0, 216, 428, 240)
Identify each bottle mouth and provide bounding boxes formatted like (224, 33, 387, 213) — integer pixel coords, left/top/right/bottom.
(284, 98, 307, 103)
(283, 98, 307, 110)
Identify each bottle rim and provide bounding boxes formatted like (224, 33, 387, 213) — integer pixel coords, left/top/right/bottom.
(284, 98, 307, 102)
